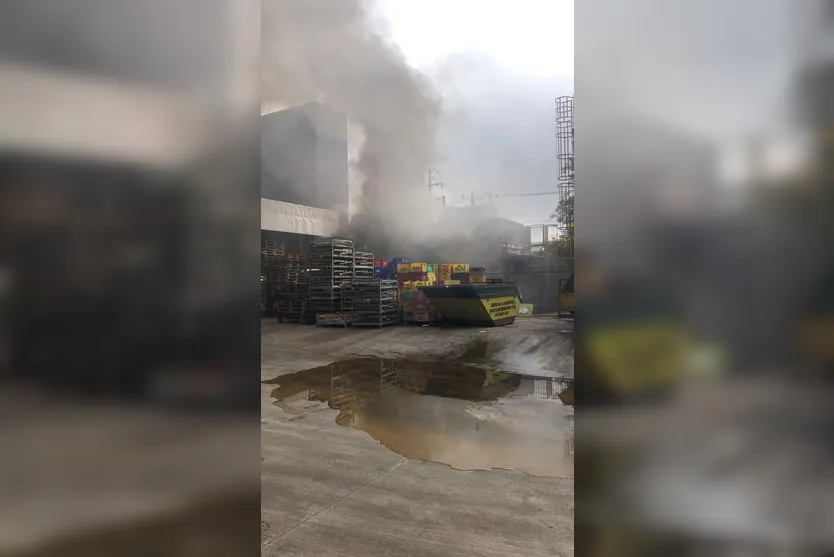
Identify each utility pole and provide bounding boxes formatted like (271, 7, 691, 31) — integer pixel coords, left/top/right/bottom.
(428, 168, 444, 195)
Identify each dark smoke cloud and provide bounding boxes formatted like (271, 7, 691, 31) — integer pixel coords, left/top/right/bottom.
(261, 0, 442, 230)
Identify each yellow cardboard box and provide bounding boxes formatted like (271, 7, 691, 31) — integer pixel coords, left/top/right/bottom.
(397, 263, 410, 273)
(411, 262, 428, 272)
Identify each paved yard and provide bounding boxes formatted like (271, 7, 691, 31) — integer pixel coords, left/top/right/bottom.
(261, 317, 574, 556)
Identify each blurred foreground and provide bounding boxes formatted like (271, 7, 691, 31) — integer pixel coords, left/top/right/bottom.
(576, 0, 834, 553)
(1, 391, 257, 556)
(0, 1, 261, 554)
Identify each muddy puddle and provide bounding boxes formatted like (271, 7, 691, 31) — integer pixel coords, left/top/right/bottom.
(264, 358, 574, 478)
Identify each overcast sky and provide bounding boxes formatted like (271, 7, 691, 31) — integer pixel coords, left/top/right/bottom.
(376, 0, 574, 224)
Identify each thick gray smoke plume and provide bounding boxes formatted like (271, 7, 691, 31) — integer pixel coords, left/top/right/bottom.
(261, 0, 442, 239)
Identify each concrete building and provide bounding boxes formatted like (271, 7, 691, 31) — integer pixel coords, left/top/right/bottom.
(261, 102, 351, 246)
(262, 103, 349, 208)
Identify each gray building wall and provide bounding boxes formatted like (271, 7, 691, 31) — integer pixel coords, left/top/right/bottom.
(261, 102, 349, 214)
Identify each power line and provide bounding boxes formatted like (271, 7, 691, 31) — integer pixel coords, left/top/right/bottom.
(495, 191, 560, 197)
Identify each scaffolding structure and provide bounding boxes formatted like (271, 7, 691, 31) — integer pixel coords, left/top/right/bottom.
(554, 96, 575, 232)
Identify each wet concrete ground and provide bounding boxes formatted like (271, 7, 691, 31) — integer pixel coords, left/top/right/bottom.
(261, 316, 574, 556)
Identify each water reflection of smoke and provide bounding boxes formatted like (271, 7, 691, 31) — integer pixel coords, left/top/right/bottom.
(267, 357, 574, 477)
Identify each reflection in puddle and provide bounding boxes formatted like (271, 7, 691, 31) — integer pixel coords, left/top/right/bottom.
(264, 358, 574, 478)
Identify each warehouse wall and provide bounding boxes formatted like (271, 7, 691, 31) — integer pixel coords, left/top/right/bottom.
(261, 102, 349, 214)
(261, 198, 340, 237)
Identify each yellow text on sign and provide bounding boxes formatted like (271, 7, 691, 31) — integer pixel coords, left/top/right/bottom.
(483, 296, 520, 319)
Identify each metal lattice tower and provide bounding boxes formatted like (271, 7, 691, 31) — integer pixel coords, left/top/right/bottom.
(555, 96, 575, 231)
(795, 0, 834, 184)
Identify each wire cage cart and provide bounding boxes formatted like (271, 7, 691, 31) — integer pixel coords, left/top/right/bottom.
(353, 250, 375, 279)
(309, 237, 355, 318)
(346, 279, 400, 328)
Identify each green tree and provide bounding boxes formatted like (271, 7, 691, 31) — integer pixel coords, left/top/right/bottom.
(545, 194, 574, 271)
(552, 194, 574, 236)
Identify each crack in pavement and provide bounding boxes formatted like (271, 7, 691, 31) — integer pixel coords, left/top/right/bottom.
(261, 457, 409, 551)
